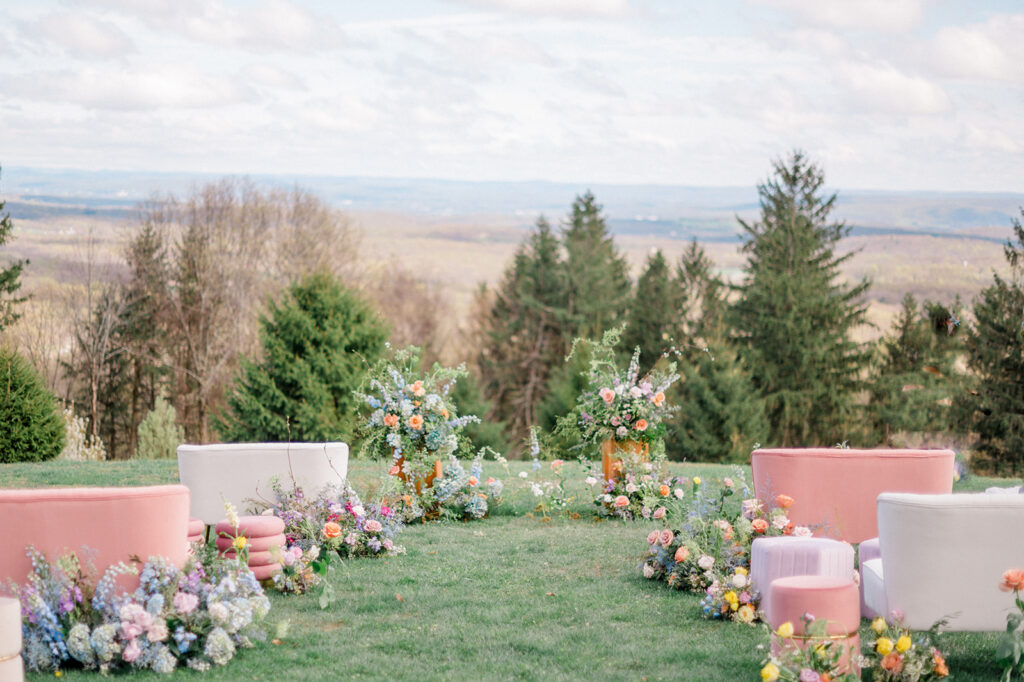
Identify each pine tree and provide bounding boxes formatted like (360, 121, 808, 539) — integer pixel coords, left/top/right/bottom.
(476, 218, 570, 441)
(214, 272, 388, 443)
(623, 249, 683, 374)
(677, 239, 726, 340)
(563, 192, 631, 338)
(0, 168, 28, 331)
(0, 347, 65, 463)
(955, 210, 1024, 474)
(869, 293, 965, 444)
(729, 151, 870, 446)
(669, 337, 768, 463)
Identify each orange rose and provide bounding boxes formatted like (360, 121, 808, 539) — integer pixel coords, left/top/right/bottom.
(783, 521, 794, 535)
(383, 413, 398, 427)
(441, 408, 449, 419)
(388, 464, 401, 476)
(468, 476, 479, 486)
(411, 380, 425, 397)
(402, 494, 412, 505)
(634, 419, 648, 432)
(1001, 569, 1024, 592)
(751, 518, 769, 534)
(408, 414, 424, 430)
(881, 653, 903, 673)
(323, 521, 342, 538)
(659, 484, 670, 497)
(775, 494, 794, 509)
(932, 650, 948, 677)
(487, 477, 495, 485)
(674, 546, 690, 563)
(653, 392, 665, 407)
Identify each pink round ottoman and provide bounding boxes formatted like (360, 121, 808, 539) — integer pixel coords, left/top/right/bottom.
(768, 575, 861, 674)
(215, 515, 285, 580)
(751, 536, 854, 616)
(187, 517, 205, 546)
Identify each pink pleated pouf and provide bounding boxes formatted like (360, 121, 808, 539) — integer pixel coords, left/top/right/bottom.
(750, 536, 855, 616)
(214, 515, 285, 539)
(186, 517, 206, 546)
(213, 515, 285, 580)
(215, 534, 287, 553)
(768, 575, 861, 674)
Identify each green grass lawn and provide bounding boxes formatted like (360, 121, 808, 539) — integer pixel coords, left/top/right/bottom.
(2, 459, 1018, 680)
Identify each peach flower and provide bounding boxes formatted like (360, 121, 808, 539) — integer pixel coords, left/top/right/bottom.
(600, 387, 616, 404)
(775, 494, 794, 509)
(487, 477, 496, 485)
(323, 521, 342, 538)
(751, 518, 769, 534)
(364, 519, 383, 533)
(1001, 568, 1024, 592)
(659, 529, 674, 547)
(388, 464, 401, 476)
(647, 530, 659, 545)
(659, 484, 670, 497)
(408, 414, 424, 430)
(634, 419, 648, 432)
(468, 476, 479, 486)
(411, 380, 425, 397)
(441, 408, 450, 419)
(383, 413, 398, 427)
(932, 650, 949, 677)
(652, 507, 666, 520)
(652, 392, 665, 407)
(881, 653, 903, 673)
(674, 546, 690, 563)
(614, 495, 630, 507)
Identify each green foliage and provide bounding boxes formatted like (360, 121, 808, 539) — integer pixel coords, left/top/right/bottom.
(677, 238, 726, 340)
(562, 191, 632, 337)
(0, 346, 65, 463)
(729, 150, 870, 446)
(868, 293, 966, 444)
(477, 218, 571, 440)
(214, 272, 388, 443)
(135, 395, 184, 459)
(956, 210, 1024, 475)
(668, 339, 768, 463)
(448, 367, 510, 454)
(0, 167, 28, 331)
(623, 249, 683, 375)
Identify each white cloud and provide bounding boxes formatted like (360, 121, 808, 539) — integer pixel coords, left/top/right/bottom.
(837, 61, 949, 115)
(755, 0, 925, 33)
(30, 10, 136, 58)
(238, 64, 306, 92)
(452, 0, 632, 18)
(926, 14, 1024, 83)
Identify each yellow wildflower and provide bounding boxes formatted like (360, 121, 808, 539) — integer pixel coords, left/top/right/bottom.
(876, 637, 894, 655)
(693, 477, 702, 485)
(234, 535, 248, 550)
(760, 662, 779, 681)
(871, 617, 887, 634)
(896, 635, 912, 653)
(776, 622, 794, 639)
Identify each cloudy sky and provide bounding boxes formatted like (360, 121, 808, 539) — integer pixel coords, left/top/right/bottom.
(1, 0, 1021, 191)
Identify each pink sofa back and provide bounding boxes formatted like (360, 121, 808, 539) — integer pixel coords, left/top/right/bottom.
(751, 448, 954, 543)
(0, 485, 190, 587)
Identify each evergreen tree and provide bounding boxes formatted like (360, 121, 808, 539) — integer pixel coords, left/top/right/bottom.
(955, 210, 1024, 474)
(476, 218, 570, 441)
(677, 239, 726, 340)
(0, 168, 28, 331)
(563, 192, 631, 337)
(869, 293, 965, 444)
(448, 368, 510, 454)
(214, 272, 388, 443)
(623, 249, 683, 374)
(0, 347, 65, 463)
(669, 337, 768, 463)
(729, 151, 870, 446)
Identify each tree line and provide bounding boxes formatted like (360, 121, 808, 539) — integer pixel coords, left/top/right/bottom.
(1, 154, 1023, 473)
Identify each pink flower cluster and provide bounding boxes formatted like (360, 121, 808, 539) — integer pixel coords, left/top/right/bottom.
(119, 603, 168, 662)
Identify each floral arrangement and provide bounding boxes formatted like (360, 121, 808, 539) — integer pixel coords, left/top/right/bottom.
(700, 565, 759, 624)
(862, 614, 949, 681)
(354, 345, 478, 488)
(556, 327, 679, 450)
(427, 450, 505, 521)
(257, 478, 405, 560)
(592, 456, 677, 520)
(8, 543, 269, 674)
(268, 544, 323, 596)
(759, 615, 860, 682)
(997, 567, 1024, 678)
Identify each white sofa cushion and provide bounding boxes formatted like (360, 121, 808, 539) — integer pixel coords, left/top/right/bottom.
(873, 492, 1024, 631)
(178, 442, 349, 524)
(860, 557, 887, 620)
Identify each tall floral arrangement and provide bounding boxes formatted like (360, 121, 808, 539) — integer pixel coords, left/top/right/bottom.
(354, 345, 478, 486)
(557, 327, 680, 450)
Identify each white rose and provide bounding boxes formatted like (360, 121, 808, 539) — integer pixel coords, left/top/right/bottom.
(673, 488, 684, 499)
(629, 386, 643, 399)
(518, 471, 529, 479)
(731, 573, 748, 589)
(772, 515, 789, 530)
(794, 525, 812, 537)
(642, 564, 655, 579)
(697, 555, 714, 570)
(585, 476, 597, 486)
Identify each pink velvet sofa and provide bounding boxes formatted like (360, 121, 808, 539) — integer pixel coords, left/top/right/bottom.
(0, 485, 190, 586)
(751, 448, 955, 543)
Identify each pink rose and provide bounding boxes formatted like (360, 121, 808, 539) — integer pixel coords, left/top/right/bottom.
(741, 498, 762, 519)
(600, 388, 615, 404)
(614, 495, 630, 508)
(364, 519, 384, 533)
(122, 639, 141, 663)
(626, 482, 638, 493)
(121, 622, 143, 640)
(647, 531, 659, 545)
(652, 507, 666, 520)
(723, 477, 734, 488)
(382, 539, 394, 551)
(290, 545, 303, 558)
(659, 529, 674, 547)
(173, 591, 199, 616)
(283, 551, 297, 567)
(794, 525, 813, 537)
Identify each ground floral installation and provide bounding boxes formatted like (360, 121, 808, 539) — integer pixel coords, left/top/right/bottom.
(759, 615, 861, 682)
(861, 613, 950, 681)
(7, 509, 270, 675)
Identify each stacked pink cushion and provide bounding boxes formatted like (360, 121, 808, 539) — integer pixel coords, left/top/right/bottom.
(186, 518, 205, 546)
(214, 516, 285, 581)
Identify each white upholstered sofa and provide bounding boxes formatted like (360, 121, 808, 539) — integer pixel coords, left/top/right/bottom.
(860, 491, 1024, 631)
(177, 442, 349, 525)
